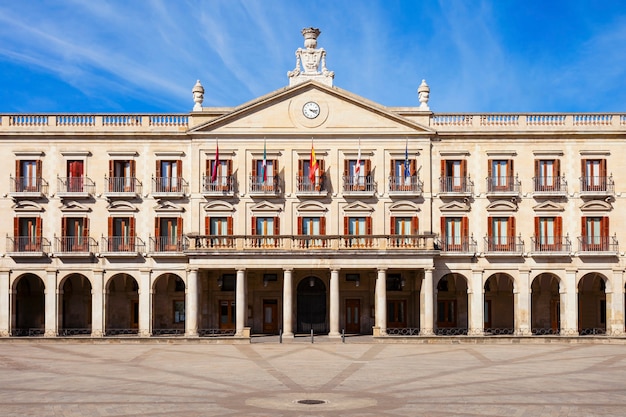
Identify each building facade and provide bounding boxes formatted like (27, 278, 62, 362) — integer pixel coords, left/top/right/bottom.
(1, 28, 625, 339)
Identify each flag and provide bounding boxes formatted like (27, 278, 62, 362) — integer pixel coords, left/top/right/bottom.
(211, 142, 219, 182)
(309, 142, 318, 182)
(404, 141, 410, 178)
(261, 140, 267, 183)
(355, 139, 361, 176)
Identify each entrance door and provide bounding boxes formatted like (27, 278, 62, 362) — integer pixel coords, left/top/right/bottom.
(437, 300, 457, 327)
(297, 276, 327, 334)
(550, 299, 560, 332)
(387, 300, 407, 328)
(345, 299, 361, 333)
(263, 299, 278, 334)
(219, 300, 236, 330)
(484, 299, 492, 329)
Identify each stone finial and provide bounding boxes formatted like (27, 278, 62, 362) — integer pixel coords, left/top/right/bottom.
(418, 79, 430, 111)
(192, 80, 204, 111)
(288, 27, 334, 87)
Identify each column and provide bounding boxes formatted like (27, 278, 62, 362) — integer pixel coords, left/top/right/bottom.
(608, 269, 624, 335)
(282, 268, 294, 337)
(468, 269, 484, 336)
(185, 268, 199, 337)
(374, 268, 387, 336)
(235, 269, 247, 336)
(139, 269, 152, 337)
(0, 270, 9, 336)
(329, 269, 340, 337)
(562, 269, 578, 335)
(420, 268, 434, 335)
(44, 269, 58, 337)
(91, 269, 105, 337)
(515, 268, 531, 335)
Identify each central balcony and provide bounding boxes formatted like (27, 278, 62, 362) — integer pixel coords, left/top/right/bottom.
(531, 176, 568, 198)
(151, 177, 188, 198)
(57, 176, 96, 198)
(483, 236, 524, 256)
(104, 177, 142, 198)
(249, 176, 282, 197)
(388, 176, 423, 197)
(202, 175, 235, 197)
(530, 235, 572, 256)
(342, 176, 377, 197)
(485, 175, 521, 197)
(295, 175, 328, 197)
(439, 176, 473, 197)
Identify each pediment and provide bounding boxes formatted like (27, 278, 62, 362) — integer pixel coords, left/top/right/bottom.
(343, 201, 374, 216)
(189, 81, 433, 135)
(389, 201, 421, 216)
(532, 200, 564, 212)
(295, 201, 327, 215)
(59, 200, 91, 213)
(440, 200, 470, 212)
(107, 201, 138, 212)
(580, 200, 612, 212)
(13, 200, 44, 212)
(154, 200, 185, 213)
(486, 200, 518, 212)
(203, 201, 235, 214)
(250, 201, 282, 213)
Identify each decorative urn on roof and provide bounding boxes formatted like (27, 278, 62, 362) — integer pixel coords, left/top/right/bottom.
(288, 27, 334, 87)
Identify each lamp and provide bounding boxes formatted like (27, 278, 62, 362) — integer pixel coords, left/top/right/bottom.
(263, 277, 268, 287)
(217, 277, 223, 288)
(355, 279, 360, 287)
(309, 276, 315, 287)
(401, 277, 406, 288)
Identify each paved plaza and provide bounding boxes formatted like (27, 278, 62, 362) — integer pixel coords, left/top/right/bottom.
(1, 338, 626, 416)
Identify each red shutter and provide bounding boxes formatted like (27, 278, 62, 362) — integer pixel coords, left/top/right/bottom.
(487, 217, 493, 238)
(130, 160, 136, 178)
(508, 159, 514, 177)
(251, 160, 257, 177)
(487, 159, 493, 178)
(410, 159, 417, 176)
(205, 160, 211, 176)
(366, 217, 372, 235)
(298, 160, 304, 178)
(319, 159, 325, 176)
(411, 216, 419, 234)
(14, 217, 19, 237)
(15, 160, 21, 178)
(176, 160, 182, 179)
(273, 217, 280, 235)
(176, 218, 183, 238)
(555, 217, 562, 239)
(508, 216, 516, 237)
(344, 159, 349, 176)
(297, 217, 303, 235)
(35, 160, 42, 179)
(602, 217, 609, 237)
(440, 217, 446, 237)
(155, 218, 161, 237)
(320, 217, 326, 235)
(581, 217, 587, 237)
(251, 217, 257, 235)
(227, 217, 233, 235)
(440, 160, 446, 177)
(205, 216, 210, 235)
(600, 159, 607, 178)
(534, 217, 540, 237)
(108, 217, 113, 237)
(156, 161, 161, 178)
(460, 160, 467, 177)
(581, 159, 587, 178)
(272, 160, 278, 178)
(226, 160, 232, 176)
(554, 160, 560, 177)
(390, 216, 396, 235)
(534, 160, 539, 178)
(365, 160, 371, 176)
(343, 217, 349, 235)
(62, 217, 68, 236)
(390, 160, 396, 177)
(129, 217, 135, 238)
(461, 217, 469, 238)
(109, 160, 114, 177)
(35, 217, 42, 239)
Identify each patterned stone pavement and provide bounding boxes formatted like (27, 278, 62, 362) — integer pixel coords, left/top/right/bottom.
(1, 338, 626, 416)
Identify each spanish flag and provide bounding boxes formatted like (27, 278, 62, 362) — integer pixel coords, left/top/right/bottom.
(309, 142, 318, 182)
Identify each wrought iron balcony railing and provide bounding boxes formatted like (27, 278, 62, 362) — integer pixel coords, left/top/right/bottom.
(6, 236, 51, 255)
(100, 236, 145, 254)
(9, 176, 49, 195)
(104, 177, 142, 195)
(152, 177, 189, 195)
(54, 236, 98, 254)
(296, 175, 327, 194)
(577, 235, 619, 253)
(530, 235, 571, 253)
(388, 176, 423, 195)
(57, 176, 96, 196)
(202, 175, 235, 194)
(149, 236, 187, 253)
(439, 176, 474, 194)
(249, 175, 281, 195)
(483, 236, 524, 254)
(485, 175, 521, 194)
(532, 176, 568, 195)
(579, 175, 615, 195)
(342, 176, 377, 194)
(436, 236, 477, 253)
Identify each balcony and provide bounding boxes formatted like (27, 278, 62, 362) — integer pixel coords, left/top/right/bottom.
(439, 177, 473, 196)
(9, 176, 49, 198)
(531, 176, 568, 197)
(202, 175, 235, 197)
(6, 236, 51, 257)
(388, 176, 423, 197)
(530, 235, 572, 256)
(54, 236, 98, 257)
(485, 175, 521, 197)
(483, 236, 524, 256)
(342, 176, 377, 197)
(436, 236, 477, 255)
(579, 175, 615, 198)
(249, 176, 282, 197)
(56, 176, 96, 198)
(295, 175, 328, 197)
(577, 235, 619, 256)
(100, 236, 145, 257)
(148, 236, 187, 256)
(103, 177, 142, 198)
(151, 177, 188, 198)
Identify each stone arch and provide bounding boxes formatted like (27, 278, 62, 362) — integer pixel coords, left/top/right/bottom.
(531, 272, 561, 334)
(152, 273, 186, 334)
(105, 273, 139, 335)
(484, 273, 514, 334)
(12, 273, 45, 336)
(435, 273, 468, 335)
(578, 272, 608, 335)
(58, 273, 92, 335)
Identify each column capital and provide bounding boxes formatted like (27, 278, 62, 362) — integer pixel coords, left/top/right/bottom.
(186, 267, 199, 273)
(236, 268, 246, 273)
(377, 267, 388, 273)
(283, 268, 294, 273)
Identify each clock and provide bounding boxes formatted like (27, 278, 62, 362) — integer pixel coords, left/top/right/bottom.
(302, 101, 320, 119)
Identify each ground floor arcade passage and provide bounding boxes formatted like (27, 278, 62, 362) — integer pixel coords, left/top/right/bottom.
(1, 268, 624, 337)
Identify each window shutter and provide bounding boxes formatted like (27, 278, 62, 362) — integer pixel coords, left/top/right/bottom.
(390, 216, 396, 234)
(344, 159, 349, 176)
(251, 160, 258, 177)
(298, 160, 304, 178)
(205, 160, 211, 176)
(410, 159, 417, 176)
(411, 216, 419, 234)
(343, 217, 349, 235)
(487, 159, 493, 178)
(62, 217, 68, 236)
(390, 160, 396, 177)
(14, 217, 19, 237)
(462, 217, 469, 238)
(320, 217, 326, 235)
(554, 160, 560, 177)
(155, 218, 161, 237)
(297, 217, 303, 235)
(176, 218, 183, 238)
(508, 216, 516, 237)
(600, 159, 607, 178)
(272, 160, 278, 177)
(108, 217, 113, 237)
(508, 159, 514, 177)
(365, 160, 372, 176)
(440, 217, 446, 237)
(205, 217, 210, 235)
(460, 160, 467, 177)
(251, 217, 257, 235)
(366, 217, 372, 235)
(130, 160, 136, 178)
(15, 160, 21, 178)
(108, 160, 114, 177)
(227, 217, 233, 235)
(35, 160, 42, 178)
(534, 217, 540, 237)
(319, 159, 325, 176)
(273, 217, 280, 235)
(581, 217, 587, 236)
(602, 217, 609, 237)
(156, 161, 161, 178)
(440, 160, 446, 177)
(129, 217, 135, 237)
(534, 160, 539, 178)
(581, 159, 587, 177)
(176, 160, 182, 178)
(83, 218, 90, 239)
(555, 217, 562, 238)
(487, 217, 493, 237)
(227, 160, 233, 176)
(35, 217, 42, 238)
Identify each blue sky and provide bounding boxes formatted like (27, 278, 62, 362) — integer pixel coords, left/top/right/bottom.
(1, 0, 625, 113)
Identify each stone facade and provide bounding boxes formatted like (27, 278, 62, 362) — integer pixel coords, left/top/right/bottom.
(0, 29, 624, 339)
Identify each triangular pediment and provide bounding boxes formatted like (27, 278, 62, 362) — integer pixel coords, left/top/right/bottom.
(440, 200, 470, 212)
(580, 200, 612, 212)
(250, 201, 282, 214)
(59, 200, 91, 213)
(189, 81, 433, 135)
(486, 200, 518, 212)
(532, 200, 564, 212)
(343, 201, 374, 215)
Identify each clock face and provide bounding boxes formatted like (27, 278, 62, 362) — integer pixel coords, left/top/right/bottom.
(302, 101, 320, 119)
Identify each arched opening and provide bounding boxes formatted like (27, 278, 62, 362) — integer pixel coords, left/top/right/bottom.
(484, 273, 514, 334)
(105, 274, 139, 336)
(578, 273, 607, 335)
(297, 276, 326, 334)
(152, 273, 186, 335)
(59, 274, 92, 335)
(13, 274, 45, 336)
(435, 273, 468, 335)
(531, 273, 560, 334)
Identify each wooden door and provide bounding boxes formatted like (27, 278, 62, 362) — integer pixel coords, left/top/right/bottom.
(262, 299, 279, 334)
(219, 300, 236, 330)
(387, 300, 407, 328)
(437, 300, 457, 328)
(345, 299, 361, 333)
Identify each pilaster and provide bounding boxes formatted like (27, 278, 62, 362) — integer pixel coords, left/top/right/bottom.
(608, 269, 624, 335)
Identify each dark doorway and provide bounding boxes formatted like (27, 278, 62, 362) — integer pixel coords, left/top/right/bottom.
(297, 276, 327, 334)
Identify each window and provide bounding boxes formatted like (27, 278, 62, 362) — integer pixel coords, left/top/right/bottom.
(173, 301, 185, 323)
(390, 158, 416, 190)
(205, 159, 232, 191)
(155, 217, 183, 251)
(108, 217, 135, 251)
(219, 274, 235, 292)
(61, 217, 89, 252)
(581, 216, 609, 251)
(66, 160, 84, 192)
(296, 216, 326, 248)
(15, 160, 41, 192)
(204, 216, 233, 247)
(156, 160, 182, 192)
(440, 217, 469, 251)
(386, 273, 404, 291)
(488, 216, 516, 251)
(440, 160, 467, 192)
(298, 159, 325, 192)
(487, 159, 513, 191)
(343, 216, 372, 247)
(390, 216, 419, 247)
(13, 217, 42, 251)
(344, 159, 371, 191)
(581, 159, 607, 191)
(535, 159, 560, 191)
(251, 158, 278, 191)
(109, 160, 136, 192)
(534, 217, 562, 251)
(251, 216, 280, 247)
